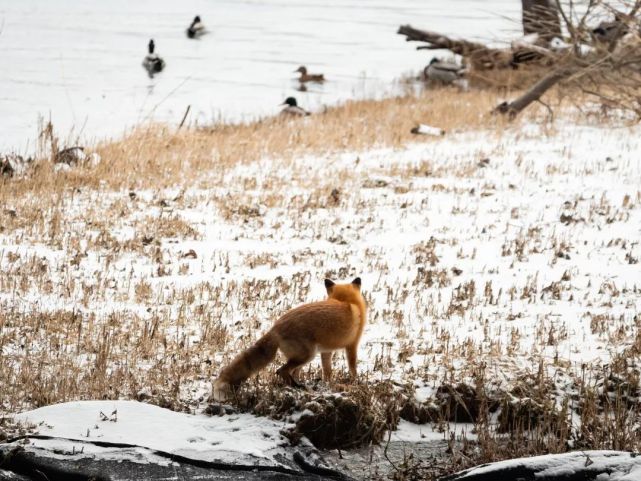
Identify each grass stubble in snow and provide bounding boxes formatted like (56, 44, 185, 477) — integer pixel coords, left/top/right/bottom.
(1, 88, 641, 479)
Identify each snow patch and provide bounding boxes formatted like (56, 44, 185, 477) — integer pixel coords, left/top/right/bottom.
(14, 400, 293, 468)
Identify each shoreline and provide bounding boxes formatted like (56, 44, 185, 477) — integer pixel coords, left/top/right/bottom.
(2, 86, 510, 193)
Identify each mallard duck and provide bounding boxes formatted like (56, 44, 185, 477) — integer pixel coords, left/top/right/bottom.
(142, 39, 165, 78)
(592, 19, 627, 43)
(186, 16, 206, 39)
(295, 66, 325, 83)
(55, 147, 101, 167)
(1, 154, 32, 177)
(424, 58, 466, 84)
(280, 97, 310, 116)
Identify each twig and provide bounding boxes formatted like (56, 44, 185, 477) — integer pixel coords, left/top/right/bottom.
(382, 428, 400, 474)
(178, 105, 191, 130)
(536, 98, 555, 121)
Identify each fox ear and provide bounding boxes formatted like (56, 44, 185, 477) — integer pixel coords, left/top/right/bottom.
(324, 279, 335, 291)
(352, 277, 361, 288)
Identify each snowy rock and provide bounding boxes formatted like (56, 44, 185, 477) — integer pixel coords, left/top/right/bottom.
(0, 442, 346, 480)
(12, 400, 291, 468)
(441, 450, 641, 481)
(6, 400, 351, 480)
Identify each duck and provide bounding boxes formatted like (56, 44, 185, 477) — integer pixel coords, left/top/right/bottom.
(592, 18, 627, 43)
(295, 66, 325, 83)
(280, 97, 310, 117)
(186, 15, 206, 39)
(142, 39, 165, 78)
(424, 58, 466, 84)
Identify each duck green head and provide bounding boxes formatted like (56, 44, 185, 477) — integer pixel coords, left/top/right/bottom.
(282, 97, 298, 107)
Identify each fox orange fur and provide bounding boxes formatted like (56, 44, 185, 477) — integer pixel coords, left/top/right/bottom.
(212, 277, 366, 401)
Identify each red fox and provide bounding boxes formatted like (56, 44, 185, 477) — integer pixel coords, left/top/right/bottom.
(212, 277, 367, 401)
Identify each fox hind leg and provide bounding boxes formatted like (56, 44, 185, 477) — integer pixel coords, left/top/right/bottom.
(277, 355, 313, 388)
(278, 341, 315, 387)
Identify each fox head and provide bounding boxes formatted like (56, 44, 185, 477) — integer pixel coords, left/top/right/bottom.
(324, 277, 363, 304)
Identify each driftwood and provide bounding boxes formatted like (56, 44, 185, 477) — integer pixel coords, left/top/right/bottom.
(397, 25, 489, 56)
(397, 25, 515, 70)
(397, 25, 551, 70)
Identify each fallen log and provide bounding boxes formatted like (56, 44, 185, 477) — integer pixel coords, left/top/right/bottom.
(397, 25, 550, 70)
(397, 25, 488, 56)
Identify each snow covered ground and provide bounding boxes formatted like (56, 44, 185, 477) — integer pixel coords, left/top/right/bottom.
(1, 117, 640, 450)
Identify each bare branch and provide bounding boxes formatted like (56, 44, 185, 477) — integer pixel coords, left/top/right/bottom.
(495, 67, 575, 118)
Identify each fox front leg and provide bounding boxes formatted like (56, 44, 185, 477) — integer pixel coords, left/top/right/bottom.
(321, 352, 333, 381)
(345, 344, 358, 380)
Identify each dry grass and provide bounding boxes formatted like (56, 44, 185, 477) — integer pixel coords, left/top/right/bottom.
(2, 88, 507, 197)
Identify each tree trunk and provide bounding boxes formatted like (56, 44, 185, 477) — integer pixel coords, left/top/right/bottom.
(522, 0, 561, 41)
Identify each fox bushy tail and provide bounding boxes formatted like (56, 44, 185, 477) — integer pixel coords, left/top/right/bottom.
(213, 331, 279, 397)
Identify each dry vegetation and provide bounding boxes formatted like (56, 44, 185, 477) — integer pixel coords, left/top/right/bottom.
(2, 85, 641, 479)
(2, 88, 499, 196)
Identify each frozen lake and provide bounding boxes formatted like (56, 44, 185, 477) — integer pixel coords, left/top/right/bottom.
(0, 0, 520, 152)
